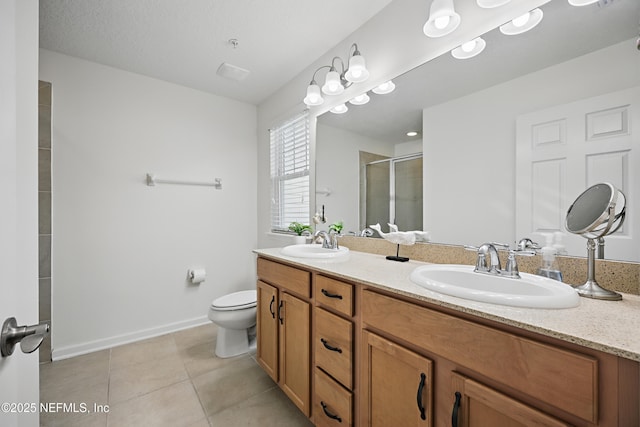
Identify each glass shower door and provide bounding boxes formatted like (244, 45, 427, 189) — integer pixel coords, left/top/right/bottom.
(363, 154, 422, 233)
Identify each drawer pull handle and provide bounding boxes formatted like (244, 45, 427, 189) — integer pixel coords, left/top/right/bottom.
(278, 301, 284, 325)
(269, 296, 275, 319)
(451, 391, 461, 427)
(417, 372, 427, 421)
(321, 401, 342, 423)
(321, 289, 343, 300)
(320, 338, 342, 353)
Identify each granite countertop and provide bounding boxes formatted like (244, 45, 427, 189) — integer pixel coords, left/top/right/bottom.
(254, 247, 640, 362)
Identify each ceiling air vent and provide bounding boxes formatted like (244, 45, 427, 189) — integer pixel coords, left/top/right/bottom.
(216, 63, 250, 82)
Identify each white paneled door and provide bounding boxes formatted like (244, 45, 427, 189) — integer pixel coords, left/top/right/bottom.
(516, 87, 640, 262)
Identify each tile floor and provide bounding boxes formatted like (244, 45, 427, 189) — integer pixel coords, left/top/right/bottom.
(39, 324, 314, 427)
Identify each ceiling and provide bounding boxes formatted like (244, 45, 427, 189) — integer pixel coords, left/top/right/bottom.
(39, 0, 394, 105)
(318, 0, 640, 143)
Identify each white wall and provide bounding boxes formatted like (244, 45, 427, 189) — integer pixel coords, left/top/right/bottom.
(39, 50, 258, 359)
(316, 123, 395, 233)
(256, 0, 548, 248)
(423, 39, 640, 247)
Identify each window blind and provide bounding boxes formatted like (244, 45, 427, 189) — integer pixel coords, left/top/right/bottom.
(270, 111, 310, 232)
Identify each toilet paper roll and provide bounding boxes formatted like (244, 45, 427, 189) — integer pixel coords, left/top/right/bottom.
(188, 268, 206, 284)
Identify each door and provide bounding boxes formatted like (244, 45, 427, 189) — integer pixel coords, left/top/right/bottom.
(256, 280, 278, 381)
(450, 373, 569, 427)
(516, 87, 640, 261)
(361, 331, 433, 427)
(0, 1, 40, 426)
(279, 292, 310, 417)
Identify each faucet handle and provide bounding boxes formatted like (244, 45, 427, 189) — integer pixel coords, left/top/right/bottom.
(511, 249, 536, 257)
(463, 245, 479, 251)
(490, 242, 510, 250)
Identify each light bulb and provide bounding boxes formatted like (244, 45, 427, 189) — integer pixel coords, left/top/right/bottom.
(512, 12, 530, 27)
(303, 83, 324, 106)
(330, 104, 348, 114)
(345, 54, 369, 83)
(434, 15, 450, 30)
(322, 70, 344, 95)
(372, 80, 396, 95)
(461, 40, 476, 52)
(349, 93, 370, 105)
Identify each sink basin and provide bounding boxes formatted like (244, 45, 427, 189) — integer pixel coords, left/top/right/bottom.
(410, 264, 580, 309)
(280, 244, 349, 259)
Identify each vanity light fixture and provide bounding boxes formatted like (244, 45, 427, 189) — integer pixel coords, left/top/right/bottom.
(499, 8, 543, 35)
(477, 0, 511, 8)
(451, 37, 486, 59)
(424, 0, 461, 38)
(567, 0, 598, 5)
(349, 93, 371, 105)
(303, 43, 369, 107)
(372, 80, 396, 95)
(330, 104, 349, 114)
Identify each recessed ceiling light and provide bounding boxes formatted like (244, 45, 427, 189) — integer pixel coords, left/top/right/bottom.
(407, 131, 419, 137)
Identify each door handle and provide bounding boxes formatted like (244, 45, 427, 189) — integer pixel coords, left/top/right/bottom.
(269, 295, 275, 319)
(1, 317, 50, 357)
(278, 301, 284, 325)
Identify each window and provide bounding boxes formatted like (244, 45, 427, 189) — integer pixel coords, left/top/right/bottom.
(270, 111, 310, 232)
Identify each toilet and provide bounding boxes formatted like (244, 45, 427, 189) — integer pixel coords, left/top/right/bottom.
(208, 290, 257, 358)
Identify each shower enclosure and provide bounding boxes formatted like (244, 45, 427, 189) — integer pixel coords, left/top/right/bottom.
(360, 153, 423, 233)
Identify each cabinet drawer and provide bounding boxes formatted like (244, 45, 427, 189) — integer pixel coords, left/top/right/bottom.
(315, 307, 353, 389)
(314, 368, 353, 427)
(257, 257, 310, 297)
(362, 290, 598, 423)
(315, 275, 354, 317)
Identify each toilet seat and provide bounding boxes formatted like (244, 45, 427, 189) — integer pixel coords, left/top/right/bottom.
(211, 290, 257, 311)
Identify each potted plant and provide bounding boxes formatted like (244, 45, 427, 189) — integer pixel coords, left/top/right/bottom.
(288, 222, 312, 244)
(329, 220, 344, 234)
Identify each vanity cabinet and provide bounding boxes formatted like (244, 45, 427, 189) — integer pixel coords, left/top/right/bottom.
(450, 372, 570, 427)
(313, 275, 356, 426)
(255, 254, 639, 426)
(360, 288, 639, 426)
(361, 330, 433, 426)
(256, 258, 311, 417)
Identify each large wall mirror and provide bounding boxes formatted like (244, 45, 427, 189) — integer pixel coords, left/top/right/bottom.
(316, 0, 640, 262)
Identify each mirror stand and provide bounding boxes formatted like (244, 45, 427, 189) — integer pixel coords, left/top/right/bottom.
(574, 238, 622, 301)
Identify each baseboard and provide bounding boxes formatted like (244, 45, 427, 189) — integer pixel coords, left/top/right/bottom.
(51, 316, 210, 361)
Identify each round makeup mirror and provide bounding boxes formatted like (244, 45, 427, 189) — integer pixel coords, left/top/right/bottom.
(565, 182, 626, 300)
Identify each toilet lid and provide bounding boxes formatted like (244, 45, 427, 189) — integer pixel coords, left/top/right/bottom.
(211, 290, 257, 311)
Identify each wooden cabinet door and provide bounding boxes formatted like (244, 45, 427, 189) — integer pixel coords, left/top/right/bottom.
(450, 372, 570, 427)
(279, 292, 311, 417)
(256, 280, 278, 382)
(361, 331, 433, 427)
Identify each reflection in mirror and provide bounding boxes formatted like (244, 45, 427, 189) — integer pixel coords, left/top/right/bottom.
(361, 154, 423, 234)
(565, 182, 627, 300)
(316, 0, 640, 261)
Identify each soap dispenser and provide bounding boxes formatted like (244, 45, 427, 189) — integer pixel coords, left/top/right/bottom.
(537, 233, 563, 282)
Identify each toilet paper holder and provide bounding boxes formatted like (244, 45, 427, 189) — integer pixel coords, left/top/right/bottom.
(1, 317, 50, 357)
(188, 268, 206, 284)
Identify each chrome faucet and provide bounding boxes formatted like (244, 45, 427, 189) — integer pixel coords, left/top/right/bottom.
(465, 242, 536, 279)
(516, 238, 540, 252)
(475, 243, 502, 273)
(314, 230, 339, 249)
